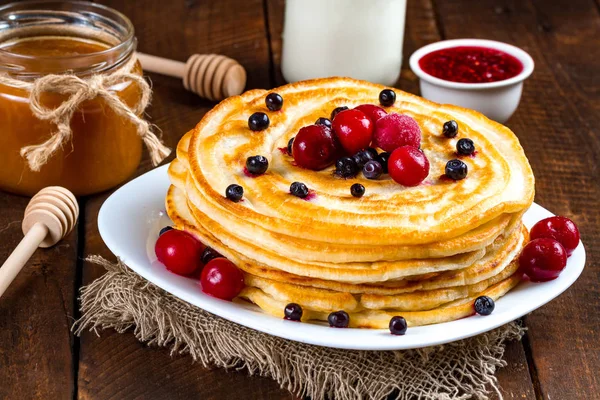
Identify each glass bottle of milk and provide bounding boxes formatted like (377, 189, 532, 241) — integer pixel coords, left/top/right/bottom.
(281, 0, 407, 86)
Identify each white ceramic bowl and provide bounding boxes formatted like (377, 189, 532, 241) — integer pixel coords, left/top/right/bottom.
(409, 39, 534, 123)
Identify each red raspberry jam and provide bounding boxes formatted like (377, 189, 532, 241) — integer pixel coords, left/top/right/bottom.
(418, 46, 523, 83)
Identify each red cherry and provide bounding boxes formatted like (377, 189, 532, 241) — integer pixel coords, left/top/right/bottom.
(292, 125, 341, 170)
(519, 238, 567, 282)
(530, 216, 580, 256)
(354, 104, 387, 124)
(332, 109, 373, 154)
(200, 258, 245, 300)
(388, 146, 430, 186)
(155, 230, 205, 276)
(374, 113, 421, 152)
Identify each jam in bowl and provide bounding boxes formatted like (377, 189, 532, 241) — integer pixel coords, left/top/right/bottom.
(418, 46, 524, 84)
(409, 39, 534, 123)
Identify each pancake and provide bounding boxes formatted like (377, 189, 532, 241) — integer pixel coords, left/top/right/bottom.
(183, 78, 533, 249)
(167, 183, 523, 282)
(171, 153, 519, 263)
(165, 77, 535, 329)
(238, 272, 522, 329)
(167, 183, 525, 288)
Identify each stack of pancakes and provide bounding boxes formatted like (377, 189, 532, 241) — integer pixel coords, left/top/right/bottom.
(166, 78, 535, 328)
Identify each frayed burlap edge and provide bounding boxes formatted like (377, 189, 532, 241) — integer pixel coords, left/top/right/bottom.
(73, 256, 525, 400)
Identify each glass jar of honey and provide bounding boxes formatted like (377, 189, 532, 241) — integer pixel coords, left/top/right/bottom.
(0, 1, 157, 196)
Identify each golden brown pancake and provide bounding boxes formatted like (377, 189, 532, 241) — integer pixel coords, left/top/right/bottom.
(166, 77, 534, 328)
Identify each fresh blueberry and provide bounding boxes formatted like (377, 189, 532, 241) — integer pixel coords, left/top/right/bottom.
(290, 181, 309, 198)
(284, 303, 303, 321)
(379, 89, 396, 106)
(474, 296, 495, 316)
(330, 106, 349, 120)
(366, 147, 379, 159)
(389, 316, 408, 335)
(287, 137, 295, 155)
(315, 117, 332, 129)
(377, 152, 391, 173)
(248, 112, 270, 131)
(225, 184, 244, 201)
(445, 159, 468, 180)
(246, 155, 269, 175)
(159, 226, 173, 236)
(201, 247, 222, 264)
(353, 148, 377, 167)
(443, 120, 459, 138)
(456, 138, 475, 155)
(335, 157, 359, 178)
(265, 93, 283, 111)
(350, 183, 365, 198)
(363, 160, 383, 179)
(328, 310, 350, 328)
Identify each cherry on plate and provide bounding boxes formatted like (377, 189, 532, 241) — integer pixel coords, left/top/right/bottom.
(530, 216, 580, 256)
(388, 146, 430, 187)
(200, 258, 245, 300)
(331, 109, 374, 155)
(354, 104, 388, 124)
(519, 238, 567, 282)
(155, 230, 205, 276)
(292, 124, 341, 170)
(373, 113, 421, 153)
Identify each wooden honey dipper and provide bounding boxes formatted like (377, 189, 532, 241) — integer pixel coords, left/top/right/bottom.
(0, 186, 78, 298)
(136, 52, 247, 101)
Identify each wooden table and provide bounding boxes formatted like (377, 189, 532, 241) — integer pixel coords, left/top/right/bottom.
(1, 0, 598, 399)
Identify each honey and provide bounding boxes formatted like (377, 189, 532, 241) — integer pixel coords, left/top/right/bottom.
(0, 1, 154, 196)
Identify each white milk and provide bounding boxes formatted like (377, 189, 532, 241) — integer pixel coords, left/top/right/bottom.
(281, 0, 407, 86)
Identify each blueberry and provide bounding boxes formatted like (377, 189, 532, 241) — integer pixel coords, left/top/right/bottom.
(201, 247, 222, 264)
(365, 147, 379, 159)
(248, 112, 270, 131)
(377, 152, 391, 173)
(389, 316, 408, 335)
(159, 226, 173, 236)
(353, 148, 377, 167)
(443, 120, 459, 138)
(335, 157, 359, 178)
(330, 106, 349, 120)
(328, 310, 350, 328)
(290, 181, 309, 198)
(456, 138, 475, 155)
(246, 155, 269, 175)
(287, 137, 295, 155)
(445, 159, 468, 180)
(363, 160, 383, 180)
(350, 183, 365, 198)
(315, 117, 332, 129)
(265, 93, 283, 111)
(284, 303, 303, 321)
(225, 184, 244, 201)
(474, 296, 495, 316)
(379, 89, 396, 106)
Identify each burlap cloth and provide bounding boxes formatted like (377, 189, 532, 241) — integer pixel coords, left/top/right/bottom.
(74, 256, 525, 400)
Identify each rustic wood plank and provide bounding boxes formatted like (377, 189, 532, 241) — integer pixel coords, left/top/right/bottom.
(0, 194, 79, 399)
(77, 0, 295, 399)
(432, 1, 600, 399)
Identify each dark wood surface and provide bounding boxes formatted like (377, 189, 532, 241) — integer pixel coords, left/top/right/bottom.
(0, 0, 598, 399)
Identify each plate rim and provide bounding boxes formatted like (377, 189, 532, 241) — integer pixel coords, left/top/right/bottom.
(98, 164, 586, 350)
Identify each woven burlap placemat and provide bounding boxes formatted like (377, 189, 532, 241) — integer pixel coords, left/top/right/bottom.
(74, 256, 525, 400)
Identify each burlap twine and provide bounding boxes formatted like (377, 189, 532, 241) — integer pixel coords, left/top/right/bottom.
(73, 256, 525, 400)
(0, 56, 170, 171)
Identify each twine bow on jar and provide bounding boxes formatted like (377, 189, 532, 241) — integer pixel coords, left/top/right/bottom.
(0, 56, 171, 172)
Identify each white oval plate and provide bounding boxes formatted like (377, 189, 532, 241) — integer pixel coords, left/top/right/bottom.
(98, 165, 586, 350)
